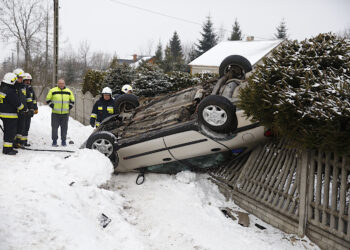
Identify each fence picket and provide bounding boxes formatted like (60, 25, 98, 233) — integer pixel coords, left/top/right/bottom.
(330, 153, 339, 229)
(314, 151, 323, 225)
(322, 152, 331, 226)
(338, 156, 347, 234)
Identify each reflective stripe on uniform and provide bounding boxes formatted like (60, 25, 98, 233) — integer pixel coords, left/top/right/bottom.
(91, 113, 97, 118)
(96, 122, 100, 127)
(53, 108, 69, 112)
(0, 112, 18, 118)
(20, 136, 27, 141)
(107, 106, 114, 114)
(33, 100, 37, 104)
(0, 92, 6, 98)
(27, 98, 33, 102)
(52, 100, 70, 104)
(98, 106, 103, 110)
(17, 104, 24, 110)
(3, 142, 13, 148)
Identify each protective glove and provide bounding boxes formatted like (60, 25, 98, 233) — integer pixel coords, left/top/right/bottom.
(90, 118, 95, 128)
(34, 109, 38, 114)
(18, 108, 27, 116)
(29, 109, 34, 117)
(69, 104, 73, 110)
(49, 103, 54, 109)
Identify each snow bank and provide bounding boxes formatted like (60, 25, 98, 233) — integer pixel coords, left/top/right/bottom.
(111, 173, 318, 250)
(0, 105, 145, 250)
(0, 105, 318, 250)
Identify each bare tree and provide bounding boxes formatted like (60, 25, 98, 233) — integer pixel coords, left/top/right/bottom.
(217, 24, 227, 42)
(138, 39, 154, 56)
(89, 51, 111, 70)
(182, 41, 197, 63)
(0, 0, 46, 71)
(341, 27, 350, 39)
(78, 39, 90, 73)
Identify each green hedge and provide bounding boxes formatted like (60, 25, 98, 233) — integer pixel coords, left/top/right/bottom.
(239, 33, 350, 153)
(82, 69, 106, 96)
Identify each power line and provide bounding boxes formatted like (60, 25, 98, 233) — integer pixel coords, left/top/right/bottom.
(107, 0, 232, 34)
(108, 0, 203, 26)
(107, 0, 272, 40)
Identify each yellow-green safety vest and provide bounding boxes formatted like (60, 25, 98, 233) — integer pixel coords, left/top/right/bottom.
(46, 87, 75, 114)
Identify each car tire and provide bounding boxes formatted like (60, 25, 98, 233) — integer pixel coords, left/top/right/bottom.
(86, 131, 117, 161)
(219, 55, 252, 77)
(115, 94, 139, 114)
(198, 95, 238, 133)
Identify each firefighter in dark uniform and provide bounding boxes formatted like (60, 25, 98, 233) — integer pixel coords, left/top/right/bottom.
(13, 68, 29, 148)
(22, 73, 38, 146)
(0, 73, 25, 155)
(90, 87, 117, 128)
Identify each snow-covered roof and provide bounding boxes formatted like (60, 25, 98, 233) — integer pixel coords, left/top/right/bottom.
(130, 56, 153, 68)
(189, 40, 283, 67)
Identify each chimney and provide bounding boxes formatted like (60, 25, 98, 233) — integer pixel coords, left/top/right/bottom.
(133, 54, 137, 62)
(246, 36, 254, 41)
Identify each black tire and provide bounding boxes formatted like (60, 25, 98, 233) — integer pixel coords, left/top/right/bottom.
(86, 131, 117, 161)
(219, 55, 252, 77)
(115, 94, 139, 114)
(198, 95, 238, 133)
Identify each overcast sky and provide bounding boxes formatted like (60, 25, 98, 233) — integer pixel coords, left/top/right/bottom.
(1, 0, 350, 61)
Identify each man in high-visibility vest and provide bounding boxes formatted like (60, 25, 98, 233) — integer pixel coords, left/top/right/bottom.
(46, 79, 75, 147)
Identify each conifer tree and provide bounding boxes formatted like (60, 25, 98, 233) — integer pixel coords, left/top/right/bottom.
(154, 41, 163, 65)
(275, 19, 288, 39)
(229, 19, 243, 41)
(196, 16, 218, 56)
(109, 56, 119, 69)
(102, 63, 135, 94)
(162, 31, 186, 72)
(162, 44, 173, 73)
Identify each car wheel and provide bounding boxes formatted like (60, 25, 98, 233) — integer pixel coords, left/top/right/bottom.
(86, 131, 117, 161)
(219, 55, 252, 78)
(198, 95, 238, 133)
(115, 94, 139, 115)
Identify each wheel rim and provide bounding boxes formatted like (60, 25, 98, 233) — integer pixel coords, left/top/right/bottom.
(120, 101, 135, 114)
(92, 139, 113, 157)
(202, 105, 227, 126)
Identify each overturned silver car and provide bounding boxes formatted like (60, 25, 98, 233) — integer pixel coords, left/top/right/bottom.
(86, 55, 270, 173)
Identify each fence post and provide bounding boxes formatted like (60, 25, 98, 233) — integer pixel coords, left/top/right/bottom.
(298, 150, 309, 237)
(74, 89, 77, 120)
(82, 96, 85, 125)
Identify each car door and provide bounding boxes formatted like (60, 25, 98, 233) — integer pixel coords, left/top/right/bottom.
(116, 137, 174, 172)
(163, 130, 226, 161)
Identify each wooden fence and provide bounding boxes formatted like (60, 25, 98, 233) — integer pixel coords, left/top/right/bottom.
(210, 141, 350, 250)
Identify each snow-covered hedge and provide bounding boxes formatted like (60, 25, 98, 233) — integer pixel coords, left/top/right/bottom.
(239, 33, 350, 153)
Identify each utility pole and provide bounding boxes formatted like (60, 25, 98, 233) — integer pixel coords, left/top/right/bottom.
(45, 2, 49, 85)
(53, 0, 59, 85)
(16, 41, 19, 67)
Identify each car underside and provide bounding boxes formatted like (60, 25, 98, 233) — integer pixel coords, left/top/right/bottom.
(86, 55, 269, 174)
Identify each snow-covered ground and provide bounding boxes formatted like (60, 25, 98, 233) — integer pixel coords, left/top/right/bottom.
(0, 106, 319, 250)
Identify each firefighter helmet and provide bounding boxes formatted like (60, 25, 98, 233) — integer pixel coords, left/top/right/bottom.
(13, 68, 25, 77)
(101, 87, 112, 95)
(121, 84, 133, 94)
(2, 73, 17, 85)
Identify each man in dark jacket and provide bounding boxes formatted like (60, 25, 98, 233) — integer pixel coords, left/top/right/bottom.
(13, 68, 29, 148)
(22, 73, 38, 146)
(0, 73, 26, 155)
(90, 87, 117, 128)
